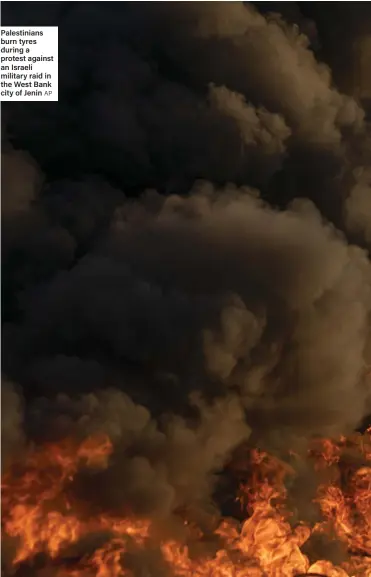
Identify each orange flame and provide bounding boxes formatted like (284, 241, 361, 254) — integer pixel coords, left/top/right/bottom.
(2, 430, 371, 577)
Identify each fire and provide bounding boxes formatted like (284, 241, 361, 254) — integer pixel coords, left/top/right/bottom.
(2, 429, 371, 577)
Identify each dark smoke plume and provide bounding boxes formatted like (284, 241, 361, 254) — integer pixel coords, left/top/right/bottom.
(2, 0, 371, 535)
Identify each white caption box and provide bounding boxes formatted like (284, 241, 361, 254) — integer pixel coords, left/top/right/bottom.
(0, 26, 58, 102)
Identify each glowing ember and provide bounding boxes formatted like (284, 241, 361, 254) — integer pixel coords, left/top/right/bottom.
(2, 430, 371, 577)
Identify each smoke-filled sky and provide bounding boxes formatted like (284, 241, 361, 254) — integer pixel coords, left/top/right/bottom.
(2, 1, 371, 522)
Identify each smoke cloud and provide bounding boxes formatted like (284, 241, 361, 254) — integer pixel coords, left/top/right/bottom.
(2, 0, 371, 532)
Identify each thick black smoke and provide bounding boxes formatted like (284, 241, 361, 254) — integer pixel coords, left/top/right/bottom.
(2, 1, 371, 529)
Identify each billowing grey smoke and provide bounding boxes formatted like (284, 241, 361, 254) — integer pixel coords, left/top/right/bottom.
(15, 185, 371, 446)
(28, 389, 250, 518)
(2, 1, 371, 530)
